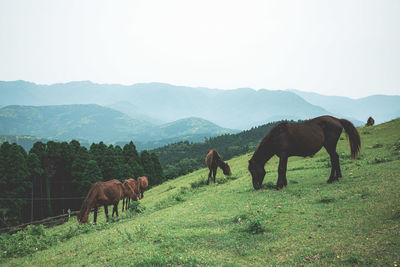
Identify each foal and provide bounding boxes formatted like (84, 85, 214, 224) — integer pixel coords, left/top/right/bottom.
(205, 149, 231, 184)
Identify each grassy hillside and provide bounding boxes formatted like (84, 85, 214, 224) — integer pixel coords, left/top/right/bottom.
(1, 119, 399, 266)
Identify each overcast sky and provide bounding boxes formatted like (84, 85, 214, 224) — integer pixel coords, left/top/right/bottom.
(0, 0, 399, 98)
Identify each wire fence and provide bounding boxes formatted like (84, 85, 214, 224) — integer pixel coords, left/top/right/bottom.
(0, 210, 80, 234)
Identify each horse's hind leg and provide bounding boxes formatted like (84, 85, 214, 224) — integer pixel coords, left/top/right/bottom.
(113, 204, 119, 217)
(213, 168, 217, 183)
(336, 156, 342, 179)
(277, 154, 288, 189)
(207, 169, 212, 185)
(326, 150, 340, 183)
(93, 206, 98, 224)
(104, 205, 109, 221)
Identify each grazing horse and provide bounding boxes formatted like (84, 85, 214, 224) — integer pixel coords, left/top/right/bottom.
(122, 178, 140, 211)
(248, 116, 361, 190)
(77, 179, 134, 223)
(137, 176, 149, 199)
(205, 148, 231, 185)
(366, 117, 375, 126)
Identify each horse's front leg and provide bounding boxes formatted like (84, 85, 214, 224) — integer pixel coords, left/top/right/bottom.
(122, 198, 125, 212)
(277, 154, 288, 189)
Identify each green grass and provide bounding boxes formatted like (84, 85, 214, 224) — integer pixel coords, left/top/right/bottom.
(2, 119, 400, 266)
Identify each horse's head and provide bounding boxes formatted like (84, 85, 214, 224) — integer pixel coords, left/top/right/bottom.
(222, 162, 231, 176)
(248, 159, 266, 190)
(77, 211, 88, 224)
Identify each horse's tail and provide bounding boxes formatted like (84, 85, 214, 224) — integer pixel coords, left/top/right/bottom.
(339, 119, 361, 159)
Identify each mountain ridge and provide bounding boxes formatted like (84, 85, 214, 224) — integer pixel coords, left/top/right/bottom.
(0, 104, 236, 145)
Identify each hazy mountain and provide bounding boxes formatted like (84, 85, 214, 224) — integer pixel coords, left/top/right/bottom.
(289, 89, 400, 124)
(0, 105, 236, 144)
(107, 101, 165, 125)
(0, 135, 50, 152)
(0, 104, 154, 143)
(155, 117, 237, 139)
(0, 81, 337, 129)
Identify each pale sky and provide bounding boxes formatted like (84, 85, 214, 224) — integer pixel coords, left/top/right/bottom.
(0, 0, 399, 98)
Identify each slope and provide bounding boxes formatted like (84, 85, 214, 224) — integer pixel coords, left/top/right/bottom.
(1, 119, 400, 266)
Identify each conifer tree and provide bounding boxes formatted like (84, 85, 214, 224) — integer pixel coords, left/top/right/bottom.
(27, 152, 43, 221)
(81, 160, 102, 192)
(151, 152, 164, 185)
(140, 150, 155, 182)
(0, 142, 30, 225)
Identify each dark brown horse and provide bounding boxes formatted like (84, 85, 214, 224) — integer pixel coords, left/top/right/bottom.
(122, 178, 140, 211)
(137, 176, 149, 199)
(248, 116, 361, 190)
(77, 179, 135, 223)
(366, 117, 375, 126)
(205, 148, 231, 185)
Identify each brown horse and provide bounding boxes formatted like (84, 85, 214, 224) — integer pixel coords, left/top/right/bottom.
(77, 179, 135, 223)
(205, 148, 231, 185)
(122, 178, 140, 211)
(366, 117, 375, 126)
(248, 116, 361, 190)
(137, 176, 149, 199)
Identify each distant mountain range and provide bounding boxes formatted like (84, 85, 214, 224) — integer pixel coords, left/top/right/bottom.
(0, 80, 363, 129)
(0, 80, 399, 148)
(0, 104, 236, 144)
(288, 89, 400, 124)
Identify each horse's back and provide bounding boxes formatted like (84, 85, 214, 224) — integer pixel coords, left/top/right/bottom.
(99, 179, 124, 204)
(206, 149, 219, 168)
(272, 120, 327, 157)
(138, 176, 149, 189)
(126, 178, 139, 194)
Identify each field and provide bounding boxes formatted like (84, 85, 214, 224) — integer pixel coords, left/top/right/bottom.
(1, 119, 400, 266)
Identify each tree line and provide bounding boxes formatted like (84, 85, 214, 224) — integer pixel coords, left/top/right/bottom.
(0, 140, 163, 228)
(152, 121, 283, 179)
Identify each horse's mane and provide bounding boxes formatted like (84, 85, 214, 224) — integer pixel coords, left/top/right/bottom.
(251, 123, 285, 164)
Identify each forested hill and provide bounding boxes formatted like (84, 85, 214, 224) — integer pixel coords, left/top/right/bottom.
(0, 140, 164, 228)
(152, 120, 282, 179)
(0, 105, 236, 145)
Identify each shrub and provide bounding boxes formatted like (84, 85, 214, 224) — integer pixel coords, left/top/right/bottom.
(174, 194, 185, 202)
(247, 220, 264, 234)
(371, 143, 383, 148)
(128, 201, 146, 214)
(392, 140, 400, 151)
(318, 195, 335, 204)
(216, 177, 228, 184)
(370, 157, 392, 164)
(263, 181, 276, 189)
(190, 179, 206, 189)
